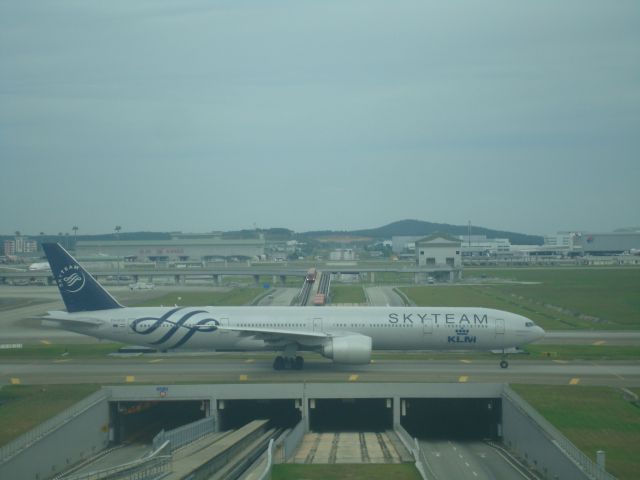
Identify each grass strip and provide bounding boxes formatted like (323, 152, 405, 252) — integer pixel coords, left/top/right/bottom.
(271, 463, 421, 480)
(512, 384, 640, 480)
(0, 384, 101, 447)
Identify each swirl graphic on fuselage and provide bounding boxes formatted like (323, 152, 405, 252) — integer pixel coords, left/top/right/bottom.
(131, 308, 219, 348)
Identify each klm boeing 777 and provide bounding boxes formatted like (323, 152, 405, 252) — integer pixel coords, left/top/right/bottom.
(42, 243, 544, 370)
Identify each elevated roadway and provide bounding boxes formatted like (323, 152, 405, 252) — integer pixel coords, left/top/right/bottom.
(2, 357, 638, 387)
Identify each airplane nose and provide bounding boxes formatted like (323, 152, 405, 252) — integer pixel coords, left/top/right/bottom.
(535, 326, 545, 340)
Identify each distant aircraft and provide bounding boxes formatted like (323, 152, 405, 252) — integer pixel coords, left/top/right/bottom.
(42, 243, 544, 370)
(28, 262, 51, 271)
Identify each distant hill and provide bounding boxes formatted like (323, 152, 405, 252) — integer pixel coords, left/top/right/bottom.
(302, 219, 543, 245)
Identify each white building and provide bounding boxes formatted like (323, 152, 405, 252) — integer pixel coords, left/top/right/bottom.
(458, 235, 511, 257)
(415, 234, 462, 268)
(329, 249, 356, 261)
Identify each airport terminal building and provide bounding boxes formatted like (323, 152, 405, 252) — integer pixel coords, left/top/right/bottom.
(76, 234, 266, 264)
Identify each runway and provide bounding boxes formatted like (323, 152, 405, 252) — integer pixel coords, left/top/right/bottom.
(2, 356, 638, 387)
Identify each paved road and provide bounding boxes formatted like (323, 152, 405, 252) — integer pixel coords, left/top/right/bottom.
(364, 286, 406, 307)
(256, 288, 298, 306)
(420, 440, 530, 480)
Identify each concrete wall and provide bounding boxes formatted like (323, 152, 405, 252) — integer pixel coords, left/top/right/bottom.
(502, 390, 608, 480)
(0, 396, 109, 480)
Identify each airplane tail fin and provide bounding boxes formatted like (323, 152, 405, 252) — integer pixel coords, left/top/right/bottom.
(42, 243, 123, 313)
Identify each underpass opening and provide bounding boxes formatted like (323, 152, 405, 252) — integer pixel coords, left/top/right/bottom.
(309, 398, 392, 432)
(110, 400, 207, 444)
(217, 399, 301, 430)
(402, 398, 501, 440)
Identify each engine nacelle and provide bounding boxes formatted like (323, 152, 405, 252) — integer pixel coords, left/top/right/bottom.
(321, 334, 372, 364)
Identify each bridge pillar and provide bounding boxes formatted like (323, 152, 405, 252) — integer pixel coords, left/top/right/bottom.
(212, 274, 220, 286)
(279, 275, 287, 285)
(303, 398, 311, 432)
(210, 398, 221, 432)
(449, 271, 455, 283)
(133, 275, 139, 283)
(370, 272, 375, 283)
(393, 397, 401, 427)
(253, 275, 260, 286)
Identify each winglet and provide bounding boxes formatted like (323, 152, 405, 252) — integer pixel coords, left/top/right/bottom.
(42, 243, 123, 312)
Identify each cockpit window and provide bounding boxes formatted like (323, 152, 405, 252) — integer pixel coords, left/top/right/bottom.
(525, 322, 535, 327)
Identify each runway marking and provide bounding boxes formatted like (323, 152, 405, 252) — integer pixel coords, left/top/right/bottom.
(40, 340, 51, 345)
(460, 359, 472, 364)
(458, 376, 469, 383)
(149, 359, 163, 363)
(53, 359, 70, 363)
(10, 378, 20, 385)
(245, 359, 254, 363)
(239, 374, 249, 381)
(593, 340, 606, 346)
(569, 378, 580, 385)
(125, 375, 135, 383)
(349, 374, 359, 382)
(589, 362, 626, 381)
(473, 472, 478, 477)
(552, 360, 568, 364)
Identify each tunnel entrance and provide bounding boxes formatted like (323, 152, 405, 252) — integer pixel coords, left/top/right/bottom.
(110, 400, 207, 444)
(217, 399, 301, 430)
(309, 398, 393, 432)
(401, 398, 501, 440)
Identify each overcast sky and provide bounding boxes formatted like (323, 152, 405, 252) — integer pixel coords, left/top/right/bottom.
(1, 1, 639, 236)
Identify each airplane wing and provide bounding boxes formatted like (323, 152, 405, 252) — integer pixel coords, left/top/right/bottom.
(43, 311, 103, 327)
(217, 325, 337, 346)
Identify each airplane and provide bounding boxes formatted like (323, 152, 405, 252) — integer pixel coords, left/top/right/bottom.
(41, 243, 545, 370)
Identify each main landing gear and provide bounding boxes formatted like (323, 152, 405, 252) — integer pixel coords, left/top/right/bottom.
(273, 355, 304, 370)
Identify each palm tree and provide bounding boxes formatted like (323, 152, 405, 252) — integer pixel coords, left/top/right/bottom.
(14, 230, 20, 237)
(114, 225, 121, 239)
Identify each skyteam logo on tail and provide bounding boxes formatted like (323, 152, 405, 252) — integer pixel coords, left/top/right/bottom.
(56, 264, 86, 293)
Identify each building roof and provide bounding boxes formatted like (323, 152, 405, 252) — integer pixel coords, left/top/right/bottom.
(415, 233, 462, 246)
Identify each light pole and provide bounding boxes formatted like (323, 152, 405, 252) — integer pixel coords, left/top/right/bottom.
(114, 226, 122, 286)
(72, 226, 78, 252)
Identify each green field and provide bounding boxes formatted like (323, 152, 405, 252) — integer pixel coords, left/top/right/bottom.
(513, 384, 640, 480)
(402, 267, 640, 330)
(330, 285, 367, 304)
(0, 384, 101, 447)
(271, 464, 420, 480)
(132, 288, 264, 307)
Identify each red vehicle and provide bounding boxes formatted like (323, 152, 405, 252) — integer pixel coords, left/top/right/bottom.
(313, 293, 325, 306)
(305, 268, 317, 283)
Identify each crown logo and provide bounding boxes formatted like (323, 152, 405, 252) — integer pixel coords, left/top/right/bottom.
(455, 328, 469, 336)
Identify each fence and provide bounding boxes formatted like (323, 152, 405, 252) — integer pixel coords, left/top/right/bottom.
(502, 386, 616, 480)
(151, 415, 215, 453)
(62, 442, 172, 480)
(0, 390, 108, 464)
(256, 439, 274, 480)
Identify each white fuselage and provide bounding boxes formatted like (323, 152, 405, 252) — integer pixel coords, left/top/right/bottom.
(49, 306, 544, 353)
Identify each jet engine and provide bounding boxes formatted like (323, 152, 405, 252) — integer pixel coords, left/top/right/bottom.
(321, 334, 372, 364)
